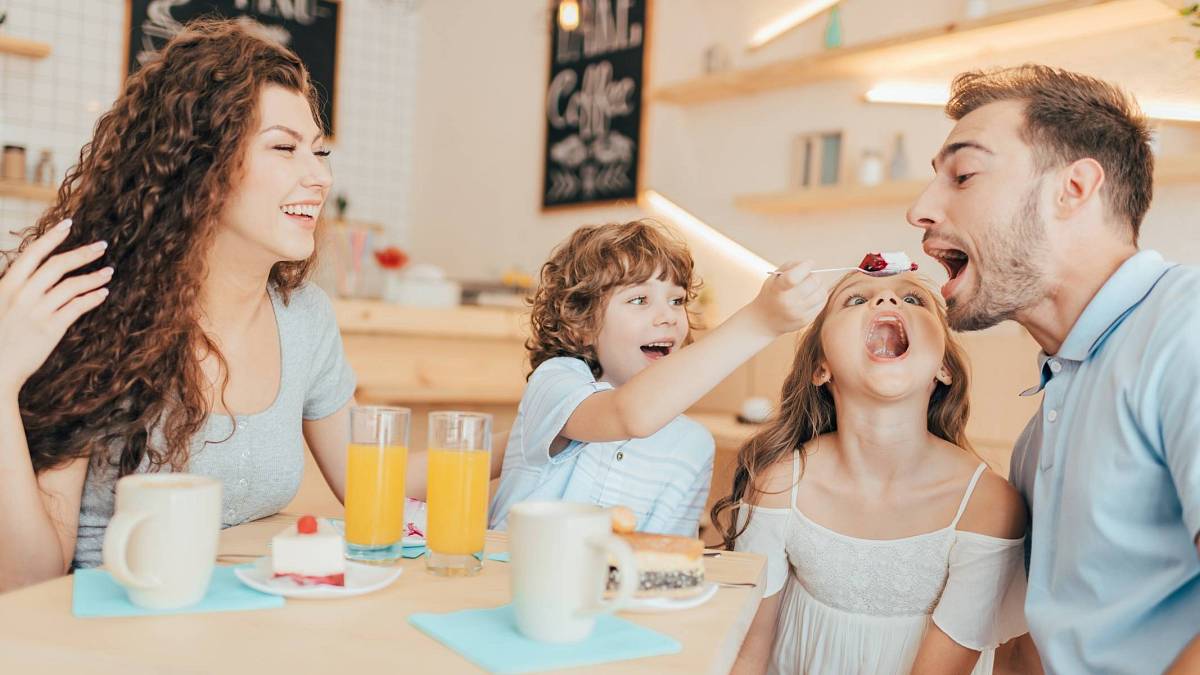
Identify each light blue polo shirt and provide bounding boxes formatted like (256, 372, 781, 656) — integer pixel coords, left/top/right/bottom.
(1010, 250, 1200, 675)
(488, 357, 715, 536)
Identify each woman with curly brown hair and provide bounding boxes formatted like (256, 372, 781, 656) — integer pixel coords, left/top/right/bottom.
(713, 272, 1028, 675)
(0, 19, 355, 591)
(487, 220, 826, 536)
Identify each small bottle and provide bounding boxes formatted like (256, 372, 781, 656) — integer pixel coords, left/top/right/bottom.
(823, 4, 843, 50)
(889, 134, 909, 181)
(33, 149, 55, 186)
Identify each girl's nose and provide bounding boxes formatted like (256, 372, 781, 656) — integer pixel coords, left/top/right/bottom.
(874, 291, 900, 306)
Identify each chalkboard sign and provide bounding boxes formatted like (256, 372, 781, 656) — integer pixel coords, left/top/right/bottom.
(542, 1, 648, 209)
(125, 0, 340, 135)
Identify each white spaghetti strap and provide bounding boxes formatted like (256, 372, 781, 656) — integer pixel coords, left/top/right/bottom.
(950, 463, 988, 529)
(790, 450, 802, 508)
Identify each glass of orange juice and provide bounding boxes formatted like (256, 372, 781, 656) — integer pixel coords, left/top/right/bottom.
(345, 406, 410, 563)
(426, 411, 492, 576)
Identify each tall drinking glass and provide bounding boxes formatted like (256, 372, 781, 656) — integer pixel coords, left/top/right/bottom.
(345, 406, 410, 562)
(426, 411, 492, 576)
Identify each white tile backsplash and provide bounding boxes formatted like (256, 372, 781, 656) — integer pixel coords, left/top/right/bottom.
(0, 0, 416, 252)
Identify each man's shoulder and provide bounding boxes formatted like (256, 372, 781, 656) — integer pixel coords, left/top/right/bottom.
(1149, 262, 1200, 302)
(1136, 263, 1200, 352)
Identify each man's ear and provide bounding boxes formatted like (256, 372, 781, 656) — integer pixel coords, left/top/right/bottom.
(1056, 158, 1105, 220)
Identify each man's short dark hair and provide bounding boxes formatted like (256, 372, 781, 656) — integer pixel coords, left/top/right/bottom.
(947, 65, 1153, 242)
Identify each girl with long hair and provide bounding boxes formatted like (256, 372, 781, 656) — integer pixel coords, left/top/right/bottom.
(713, 272, 1028, 674)
(0, 19, 356, 590)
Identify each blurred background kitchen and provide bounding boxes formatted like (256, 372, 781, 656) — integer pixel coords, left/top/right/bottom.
(2, 0, 1197, 542)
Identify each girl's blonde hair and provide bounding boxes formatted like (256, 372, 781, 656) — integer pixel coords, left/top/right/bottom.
(526, 219, 701, 378)
(710, 273, 973, 549)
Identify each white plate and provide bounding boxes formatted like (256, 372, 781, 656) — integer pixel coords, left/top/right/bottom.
(622, 582, 719, 614)
(234, 557, 403, 599)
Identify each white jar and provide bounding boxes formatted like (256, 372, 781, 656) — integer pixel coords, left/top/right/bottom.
(858, 150, 884, 186)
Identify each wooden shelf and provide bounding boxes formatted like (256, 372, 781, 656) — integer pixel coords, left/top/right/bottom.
(0, 34, 52, 59)
(651, 0, 1177, 105)
(737, 153, 1200, 215)
(736, 180, 929, 214)
(0, 178, 56, 202)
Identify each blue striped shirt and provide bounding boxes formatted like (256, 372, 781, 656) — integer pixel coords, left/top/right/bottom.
(488, 357, 715, 536)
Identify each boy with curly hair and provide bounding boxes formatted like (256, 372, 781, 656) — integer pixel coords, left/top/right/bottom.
(488, 220, 824, 535)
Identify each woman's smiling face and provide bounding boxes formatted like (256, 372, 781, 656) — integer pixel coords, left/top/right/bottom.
(818, 273, 950, 400)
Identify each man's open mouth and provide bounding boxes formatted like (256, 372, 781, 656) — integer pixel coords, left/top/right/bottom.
(925, 243, 971, 299)
(866, 314, 909, 360)
(640, 340, 675, 360)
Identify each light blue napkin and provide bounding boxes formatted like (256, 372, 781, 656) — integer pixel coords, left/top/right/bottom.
(409, 604, 681, 674)
(398, 547, 507, 562)
(72, 565, 284, 618)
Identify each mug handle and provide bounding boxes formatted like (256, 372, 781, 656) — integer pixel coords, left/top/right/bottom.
(102, 510, 160, 590)
(581, 534, 638, 617)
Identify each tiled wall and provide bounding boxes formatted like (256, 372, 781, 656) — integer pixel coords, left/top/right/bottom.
(0, 0, 416, 252)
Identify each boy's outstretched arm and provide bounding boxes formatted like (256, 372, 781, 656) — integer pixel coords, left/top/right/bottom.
(563, 261, 825, 442)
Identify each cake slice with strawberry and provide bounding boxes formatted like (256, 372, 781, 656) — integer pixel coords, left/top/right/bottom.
(271, 515, 346, 587)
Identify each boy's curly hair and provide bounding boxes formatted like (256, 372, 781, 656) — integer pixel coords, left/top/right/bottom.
(527, 220, 702, 379)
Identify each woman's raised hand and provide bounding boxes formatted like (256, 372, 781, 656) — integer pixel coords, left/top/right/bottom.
(0, 219, 111, 396)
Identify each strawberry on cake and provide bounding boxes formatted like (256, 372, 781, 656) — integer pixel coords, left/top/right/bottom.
(859, 251, 919, 274)
(271, 515, 346, 586)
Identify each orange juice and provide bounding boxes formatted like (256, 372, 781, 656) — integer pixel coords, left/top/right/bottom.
(426, 448, 490, 555)
(345, 442, 408, 547)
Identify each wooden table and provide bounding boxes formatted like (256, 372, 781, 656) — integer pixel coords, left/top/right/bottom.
(0, 513, 765, 674)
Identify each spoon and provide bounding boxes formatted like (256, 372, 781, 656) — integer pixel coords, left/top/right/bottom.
(768, 266, 908, 278)
(768, 251, 918, 278)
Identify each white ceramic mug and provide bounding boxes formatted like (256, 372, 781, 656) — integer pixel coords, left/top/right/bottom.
(102, 473, 221, 609)
(508, 501, 638, 643)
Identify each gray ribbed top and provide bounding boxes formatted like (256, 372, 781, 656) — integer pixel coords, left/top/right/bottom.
(73, 283, 356, 568)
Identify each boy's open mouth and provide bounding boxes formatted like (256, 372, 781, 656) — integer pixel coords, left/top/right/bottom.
(640, 340, 675, 360)
(866, 314, 909, 360)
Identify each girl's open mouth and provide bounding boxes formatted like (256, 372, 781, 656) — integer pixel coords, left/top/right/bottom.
(865, 313, 909, 360)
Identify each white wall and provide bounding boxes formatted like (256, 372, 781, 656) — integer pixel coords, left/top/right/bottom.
(408, 0, 1200, 316)
(0, 0, 417, 252)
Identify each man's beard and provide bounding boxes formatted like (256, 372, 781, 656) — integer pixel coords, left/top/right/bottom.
(948, 186, 1052, 332)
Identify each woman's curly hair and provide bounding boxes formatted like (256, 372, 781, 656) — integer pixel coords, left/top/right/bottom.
(3, 19, 320, 476)
(526, 219, 701, 379)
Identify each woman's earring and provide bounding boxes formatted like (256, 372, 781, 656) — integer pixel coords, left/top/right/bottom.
(813, 368, 831, 386)
(936, 368, 953, 386)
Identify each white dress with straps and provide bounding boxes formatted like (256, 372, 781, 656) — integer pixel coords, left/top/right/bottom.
(735, 453, 1028, 675)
